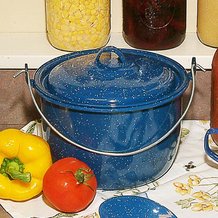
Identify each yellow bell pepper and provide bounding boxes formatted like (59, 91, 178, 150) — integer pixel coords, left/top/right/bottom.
(0, 128, 52, 201)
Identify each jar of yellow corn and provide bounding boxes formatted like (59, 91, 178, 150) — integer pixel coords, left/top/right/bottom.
(45, 0, 110, 51)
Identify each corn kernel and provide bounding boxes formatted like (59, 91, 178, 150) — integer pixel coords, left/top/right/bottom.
(46, 0, 110, 51)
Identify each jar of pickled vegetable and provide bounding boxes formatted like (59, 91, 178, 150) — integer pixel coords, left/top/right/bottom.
(197, 0, 218, 47)
(122, 0, 186, 50)
(211, 49, 218, 144)
(45, 0, 110, 51)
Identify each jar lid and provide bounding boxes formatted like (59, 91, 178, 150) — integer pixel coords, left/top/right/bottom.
(35, 46, 189, 112)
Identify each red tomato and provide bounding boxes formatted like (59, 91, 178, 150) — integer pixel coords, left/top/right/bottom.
(43, 157, 97, 212)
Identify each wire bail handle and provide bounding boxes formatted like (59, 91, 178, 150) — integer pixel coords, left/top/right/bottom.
(15, 58, 202, 157)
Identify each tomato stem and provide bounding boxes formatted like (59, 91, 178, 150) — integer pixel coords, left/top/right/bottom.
(74, 168, 87, 184)
(64, 168, 94, 191)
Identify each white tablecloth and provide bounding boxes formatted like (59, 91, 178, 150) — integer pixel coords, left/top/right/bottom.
(0, 120, 218, 218)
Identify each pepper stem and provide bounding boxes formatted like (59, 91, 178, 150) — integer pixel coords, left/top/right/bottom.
(0, 157, 31, 183)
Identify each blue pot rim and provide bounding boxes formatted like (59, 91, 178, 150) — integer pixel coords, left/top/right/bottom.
(33, 47, 190, 113)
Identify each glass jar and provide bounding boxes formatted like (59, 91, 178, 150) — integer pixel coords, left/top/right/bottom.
(45, 0, 110, 51)
(211, 49, 218, 144)
(122, 0, 186, 50)
(197, 0, 218, 47)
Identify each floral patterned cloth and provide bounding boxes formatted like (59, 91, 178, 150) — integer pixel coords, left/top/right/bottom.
(0, 120, 217, 218)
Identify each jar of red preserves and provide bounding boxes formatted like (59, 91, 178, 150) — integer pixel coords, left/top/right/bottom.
(122, 0, 186, 50)
(211, 49, 218, 144)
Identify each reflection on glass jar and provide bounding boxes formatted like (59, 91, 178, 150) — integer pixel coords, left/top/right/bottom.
(143, 0, 175, 29)
(45, 0, 110, 51)
(122, 0, 186, 50)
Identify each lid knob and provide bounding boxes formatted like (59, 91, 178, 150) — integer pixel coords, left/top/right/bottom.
(89, 46, 136, 81)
